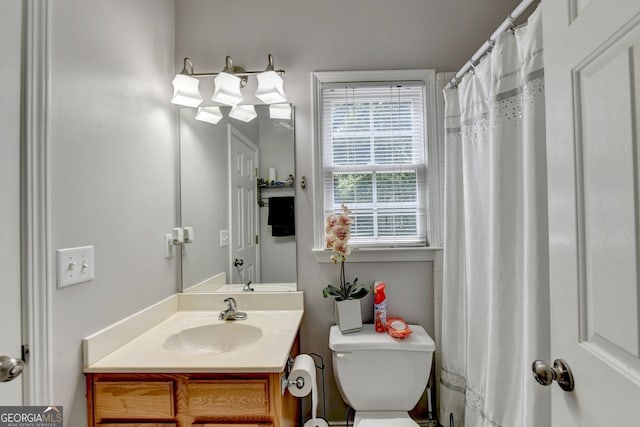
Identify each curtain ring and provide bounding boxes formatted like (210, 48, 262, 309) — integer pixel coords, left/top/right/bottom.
(487, 39, 496, 53)
(507, 16, 516, 34)
(469, 60, 477, 74)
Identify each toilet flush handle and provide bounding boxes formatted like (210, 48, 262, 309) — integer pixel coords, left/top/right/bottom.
(336, 352, 352, 360)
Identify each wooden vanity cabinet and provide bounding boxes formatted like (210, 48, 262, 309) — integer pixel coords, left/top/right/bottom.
(86, 372, 298, 427)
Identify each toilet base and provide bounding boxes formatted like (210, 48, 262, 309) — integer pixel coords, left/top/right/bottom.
(354, 411, 419, 427)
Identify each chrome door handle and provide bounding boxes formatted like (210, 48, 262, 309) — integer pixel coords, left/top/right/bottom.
(0, 355, 25, 382)
(532, 359, 574, 392)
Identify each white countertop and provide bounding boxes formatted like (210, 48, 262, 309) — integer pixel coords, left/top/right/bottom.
(83, 292, 304, 373)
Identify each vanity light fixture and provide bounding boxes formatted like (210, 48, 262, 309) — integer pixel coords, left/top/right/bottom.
(255, 55, 287, 104)
(195, 106, 223, 124)
(171, 54, 286, 108)
(171, 58, 203, 107)
(229, 105, 257, 122)
(211, 72, 244, 106)
(211, 56, 245, 106)
(269, 103, 292, 120)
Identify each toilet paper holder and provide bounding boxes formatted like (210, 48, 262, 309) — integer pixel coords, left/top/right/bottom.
(282, 353, 327, 422)
(284, 374, 305, 390)
(282, 355, 305, 393)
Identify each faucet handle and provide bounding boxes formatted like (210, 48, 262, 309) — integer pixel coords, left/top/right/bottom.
(223, 297, 237, 310)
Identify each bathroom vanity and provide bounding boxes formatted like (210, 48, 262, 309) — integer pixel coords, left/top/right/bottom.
(83, 293, 303, 427)
(86, 359, 298, 426)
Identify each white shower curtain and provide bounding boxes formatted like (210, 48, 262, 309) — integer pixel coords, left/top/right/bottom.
(440, 6, 550, 427)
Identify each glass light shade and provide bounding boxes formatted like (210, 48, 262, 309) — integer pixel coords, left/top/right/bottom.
(212, 72, 243, 106)
(269, 103, 292, 120)
(171, 74, 203, 107)
(229, 105, 257, 122)
(195, 106, 223, 125)
(255, 71, 287, 104)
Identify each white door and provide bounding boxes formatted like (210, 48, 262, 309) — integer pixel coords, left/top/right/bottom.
(0, 0, 24, 403)
(543, 1, 640, 424)
(228, 125, 259, 284)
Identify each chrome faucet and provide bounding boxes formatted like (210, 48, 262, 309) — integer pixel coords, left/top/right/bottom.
(243, 280, 254, 292)
(218, 297, 247, 321)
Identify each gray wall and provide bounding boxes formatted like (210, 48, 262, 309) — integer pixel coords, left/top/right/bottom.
(175, 0, 520, 422)
(48, 1, 177, 425)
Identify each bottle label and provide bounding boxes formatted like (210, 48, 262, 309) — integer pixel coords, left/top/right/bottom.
(374, 301, 387, 332)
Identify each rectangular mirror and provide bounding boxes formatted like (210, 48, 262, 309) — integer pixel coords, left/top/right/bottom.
(179, 104, 296, 292)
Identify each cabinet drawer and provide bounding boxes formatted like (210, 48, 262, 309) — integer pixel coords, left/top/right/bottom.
(193, 424, 272, 427)
(98, 424, 176, 427)
(94, 381, 174, 419)
(188, 380, 269, 417)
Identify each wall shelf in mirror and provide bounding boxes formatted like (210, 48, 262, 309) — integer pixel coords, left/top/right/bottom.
(257, 176, 295, 207)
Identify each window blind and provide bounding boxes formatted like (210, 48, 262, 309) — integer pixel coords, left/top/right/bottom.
(320, 82, 428, 247)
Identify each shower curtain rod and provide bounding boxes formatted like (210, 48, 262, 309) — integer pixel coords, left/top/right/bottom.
(447, 0, 538, 89)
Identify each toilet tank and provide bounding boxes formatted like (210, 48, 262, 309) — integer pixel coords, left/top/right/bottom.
(329, 325, 435, 411)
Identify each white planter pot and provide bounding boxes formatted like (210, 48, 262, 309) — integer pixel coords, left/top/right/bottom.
(334, 299, 362, 334)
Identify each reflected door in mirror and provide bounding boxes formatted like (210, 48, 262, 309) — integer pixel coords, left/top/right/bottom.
(229, 125, 258, 283)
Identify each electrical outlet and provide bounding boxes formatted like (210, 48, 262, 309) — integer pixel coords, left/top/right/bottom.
(56, 245, 95, 288)
(165, 234, 175, 258)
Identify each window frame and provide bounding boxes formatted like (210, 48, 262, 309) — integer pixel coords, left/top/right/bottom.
(311, 70, 441, 261)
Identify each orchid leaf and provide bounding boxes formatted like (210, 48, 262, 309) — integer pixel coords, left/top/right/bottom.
(349, 286, 370, 300)
(322, 284, 347, 300)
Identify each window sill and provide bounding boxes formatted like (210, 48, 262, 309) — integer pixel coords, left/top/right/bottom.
(311, 247, 442, 263)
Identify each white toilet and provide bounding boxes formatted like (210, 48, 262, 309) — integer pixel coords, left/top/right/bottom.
(329, 324, 435, 427)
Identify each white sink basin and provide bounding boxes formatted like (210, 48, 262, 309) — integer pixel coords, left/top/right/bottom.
(163, 323, 263, 354)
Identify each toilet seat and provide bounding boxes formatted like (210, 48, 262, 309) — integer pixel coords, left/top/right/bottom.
(354, 411, 419, 427)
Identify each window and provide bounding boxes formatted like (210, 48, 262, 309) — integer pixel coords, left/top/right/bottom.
(313, 71, 438, 251)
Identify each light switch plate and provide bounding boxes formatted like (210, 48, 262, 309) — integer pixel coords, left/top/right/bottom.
(220, 230, 229, 247)
(56, 245, 95, 288)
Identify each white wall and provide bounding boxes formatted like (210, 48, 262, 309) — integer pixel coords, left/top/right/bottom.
(175, 0, 521, 422)
(48, 1, 177, 425)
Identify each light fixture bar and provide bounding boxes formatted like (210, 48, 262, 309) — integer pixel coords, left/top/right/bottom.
(179, 55, 286, 78)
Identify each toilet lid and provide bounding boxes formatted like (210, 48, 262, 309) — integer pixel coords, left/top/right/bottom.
(329, 324, 435, 352)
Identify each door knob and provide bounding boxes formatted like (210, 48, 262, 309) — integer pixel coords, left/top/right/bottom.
(532, 359, 574, 391)
(0, 355, 25, 382)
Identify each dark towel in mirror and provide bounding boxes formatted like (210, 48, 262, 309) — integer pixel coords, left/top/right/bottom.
(267, 196, 295, 236)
